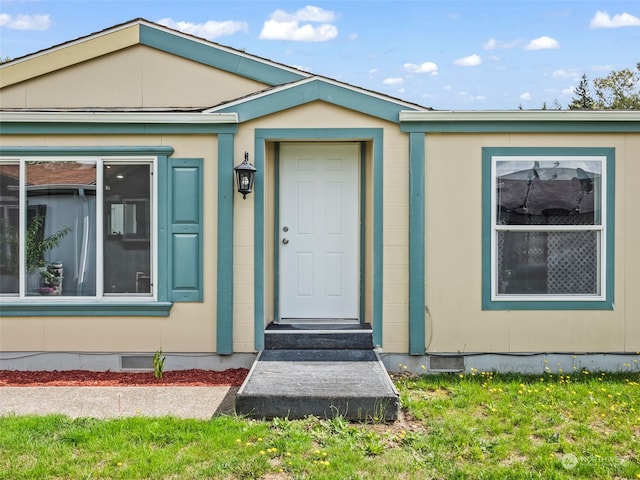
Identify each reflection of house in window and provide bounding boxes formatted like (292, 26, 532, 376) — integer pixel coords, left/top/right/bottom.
(0, 160, 153, 297)
(495, 160, 602, 296)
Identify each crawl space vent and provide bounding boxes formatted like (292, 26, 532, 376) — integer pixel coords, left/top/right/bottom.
(121, 355, 154, 370)
(429, 355, 465, 372)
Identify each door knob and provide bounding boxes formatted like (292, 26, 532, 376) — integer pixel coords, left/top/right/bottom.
(282, 238, 289, 245)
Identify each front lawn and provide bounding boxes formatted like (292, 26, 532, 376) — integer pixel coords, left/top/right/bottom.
(1, 370, 639, 479)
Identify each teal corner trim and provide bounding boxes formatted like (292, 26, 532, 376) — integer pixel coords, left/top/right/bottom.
(254, 128, 384, 349)
(359, 142, 366, 325)
(481, 147, 615, 311)
(216, 134, 235, 354)
(216, 79, 419, 124)
(139, 24, 305, 86)
(408, 133, 426, 354)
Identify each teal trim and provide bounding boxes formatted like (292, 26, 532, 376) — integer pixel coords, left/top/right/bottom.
(216, 134, 235, 354)
(168, 158, 204, 302)
(156, 154, 170, 302)
(481, 147, 615, 311)
(0, 146, 174, 156)
(216, 79, 419, 124)
(359, 142, 366, 325)
(0, 303, 173, 317)
(253, 138, 266, 350)
(273, 143, 281, 322)
(401, 121, 640, 133)
(254, 128, 384, 349)
(140, 24, 305, 86)
(408, 133, 425, 354)
(0, 123, 238, 135)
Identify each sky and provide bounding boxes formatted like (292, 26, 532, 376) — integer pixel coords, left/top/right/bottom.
(1, 0, 639, 110)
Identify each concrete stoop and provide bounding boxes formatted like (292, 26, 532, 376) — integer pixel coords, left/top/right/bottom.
(236, 325, 399, 421)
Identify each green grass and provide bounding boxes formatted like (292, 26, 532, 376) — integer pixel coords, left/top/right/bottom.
(1, 370, 639, 479)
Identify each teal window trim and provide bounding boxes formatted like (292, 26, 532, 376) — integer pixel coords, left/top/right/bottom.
(408, 133, 426, 354)
(216, 134, 235, 354)
(482, 147, 615, 311)
(253, 128, 384, 349)
(0, 146, 181, 317)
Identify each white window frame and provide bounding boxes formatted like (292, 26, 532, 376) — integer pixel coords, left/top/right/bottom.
(0, 156, 158, 302)
(490, 155, 607, 303)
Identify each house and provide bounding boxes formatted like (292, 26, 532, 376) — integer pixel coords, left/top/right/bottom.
(1, 19, 639, 374)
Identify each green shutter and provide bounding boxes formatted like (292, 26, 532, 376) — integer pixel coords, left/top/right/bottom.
(168, 158, 203, 302)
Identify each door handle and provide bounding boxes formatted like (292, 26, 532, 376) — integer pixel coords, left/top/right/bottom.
(282, 238, 289, 245)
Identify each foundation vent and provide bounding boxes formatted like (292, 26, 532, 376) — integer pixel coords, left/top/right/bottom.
(120, 355, 154, 371)
(429, 355, 465, 372)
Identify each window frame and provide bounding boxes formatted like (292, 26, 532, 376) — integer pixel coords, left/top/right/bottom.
(482, 147, 615, 311)
(0, 146, 178, 316)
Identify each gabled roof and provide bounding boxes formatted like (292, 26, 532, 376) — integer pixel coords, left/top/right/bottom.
(1, 18, 429, 123)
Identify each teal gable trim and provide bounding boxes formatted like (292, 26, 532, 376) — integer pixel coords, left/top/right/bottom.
(217, 79, 419, 124)
(217, 134, 235, 354)
(408, 133, 425, 354)
(0, 123, 238, 135)
(139, 24, 305, 86)
(254, 128, 384, 349)
(401, 121, 640, 133)
(481, 147, 615, 311)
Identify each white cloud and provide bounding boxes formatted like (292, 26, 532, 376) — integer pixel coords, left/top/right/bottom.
(561, 86, 575, 96)
(157, 18, 248, 39)
(552, 69, 581, 79)
(0, 13, 51, 31)
(590, 11, 640, 29)
(483, 38, 497, 50)
(454, 54, 482, 66)
(404, 61, 438, 75)
(368, 68, 379, 75)
(525, 36, 560, 50)
(349, 33, 358, 40)
(383, 77, 404, 85)
(520, 92, 532, 100)
(259, 6, 338, 41)
(483, 37, 520, 50)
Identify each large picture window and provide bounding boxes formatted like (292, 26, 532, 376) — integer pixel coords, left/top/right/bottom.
(0, 157, 155, 300)
(482, 148, 614, 310)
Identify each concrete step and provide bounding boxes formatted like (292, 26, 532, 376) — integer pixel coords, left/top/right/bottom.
(235, 349, 399, 421)
(264, 322, 374, 350)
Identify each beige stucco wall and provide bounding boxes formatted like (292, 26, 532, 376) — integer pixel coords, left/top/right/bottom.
(424, 132, 639, 353)
(231, 101, 410, 353)
(0, 134, 219, 353)
(0, 45, 266, 109)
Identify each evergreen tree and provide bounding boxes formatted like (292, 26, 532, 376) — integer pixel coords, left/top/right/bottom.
(568, 74, 594, 110)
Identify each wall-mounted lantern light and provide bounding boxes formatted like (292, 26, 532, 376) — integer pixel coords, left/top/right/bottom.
(234, 151, 257, 199)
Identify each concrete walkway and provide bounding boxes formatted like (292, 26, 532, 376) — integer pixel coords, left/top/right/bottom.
(0, 386, 238, 419)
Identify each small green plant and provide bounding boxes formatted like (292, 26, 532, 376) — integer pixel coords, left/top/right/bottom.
(153, 349, 166, 379)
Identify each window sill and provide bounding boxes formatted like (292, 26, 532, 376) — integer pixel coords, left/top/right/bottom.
(0, 301, 174, 317)
(483, 299, 614, 311)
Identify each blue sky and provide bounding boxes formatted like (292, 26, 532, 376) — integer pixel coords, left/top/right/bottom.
(1, 0, 639, 110)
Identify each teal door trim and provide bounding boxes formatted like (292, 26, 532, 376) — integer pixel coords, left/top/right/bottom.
(254, 128, 384, 350)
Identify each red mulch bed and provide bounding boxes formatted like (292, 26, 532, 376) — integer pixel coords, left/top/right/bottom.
(0, 369, 248, 387)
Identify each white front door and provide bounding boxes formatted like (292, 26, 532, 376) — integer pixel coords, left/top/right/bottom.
(279, 143, 359, 320)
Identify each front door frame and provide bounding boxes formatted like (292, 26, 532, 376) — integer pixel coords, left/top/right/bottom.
(253, 128, 384, 350)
